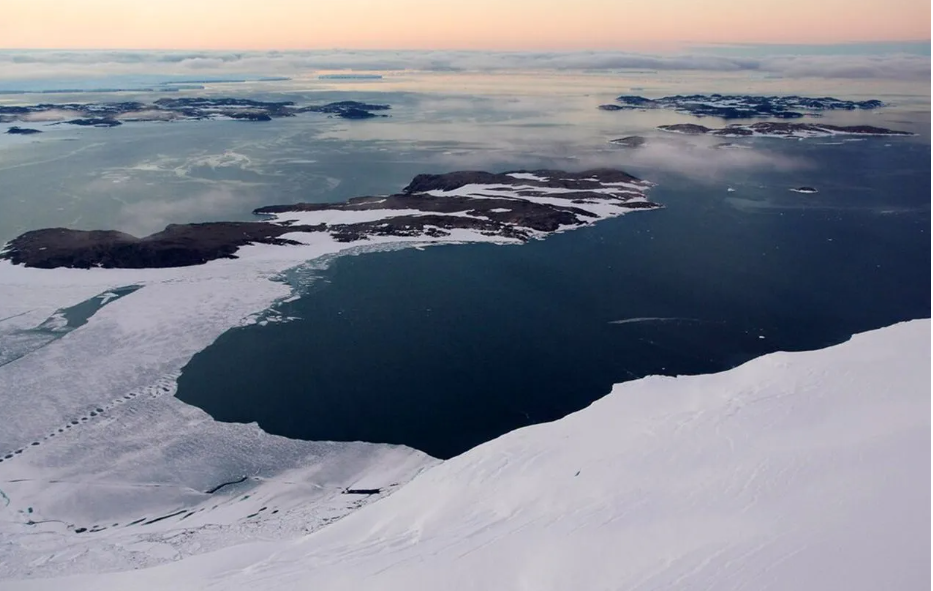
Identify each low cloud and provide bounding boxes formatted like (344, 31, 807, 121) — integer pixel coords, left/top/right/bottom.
(117, 187, 243, 236)
(619, 137, 809, 181)
(428, 134, 809, 184)
(0, 49, 927, 83)
(762, 54, 931, 80)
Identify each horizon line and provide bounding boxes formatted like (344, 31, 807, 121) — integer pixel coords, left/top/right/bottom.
(0, 40, 930, 53)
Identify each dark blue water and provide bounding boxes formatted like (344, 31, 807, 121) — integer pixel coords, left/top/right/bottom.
(176, 140, 931, 459)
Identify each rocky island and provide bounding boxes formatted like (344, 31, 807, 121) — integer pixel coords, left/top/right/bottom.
(0, 98, 391, 126)
(304, 101, 391, 119)
(5, 126, 42, 135)
(1, 169, 659, 270)
(608, 136, 646, 148)
(66, 118, 123, 127)
(657, 121, 912, 139)
(599, 94, 885, 119)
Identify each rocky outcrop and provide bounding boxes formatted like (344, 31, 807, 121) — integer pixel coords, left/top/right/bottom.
(227, 112, 273, 121)
(655, 123, 711, 135)
(6, 126, 42, 135)
(609, 136, 647, 148)
(3, 169, 659, 270)
(300, 101, 391, 119)
(66, 118, 122, 127)
(0, 223, 320, 269)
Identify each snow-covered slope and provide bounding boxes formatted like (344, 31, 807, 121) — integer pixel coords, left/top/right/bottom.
(7, 319, 928, 590)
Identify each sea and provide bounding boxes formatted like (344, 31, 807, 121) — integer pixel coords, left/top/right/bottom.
(1, 70, 929, 459)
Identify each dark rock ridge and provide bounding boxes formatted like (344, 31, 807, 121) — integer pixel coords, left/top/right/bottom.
(301, 101, 391, 119)
(265, 169, 659, 241)
(227, 112, 273, 121)
(656, 123, 711, 135)
(0, 98, 391, 126)
(2, 169, 659, 270)
(609, 136, 646, 148)
(6, 126, 42, 135)
(657, 121, 912, 138)
(66, 118, 122, 128)
(0, 223, 319, 269)
(599, 94, 885, 119)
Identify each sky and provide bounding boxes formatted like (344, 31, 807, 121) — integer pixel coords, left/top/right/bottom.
(0, 0, 930, 51)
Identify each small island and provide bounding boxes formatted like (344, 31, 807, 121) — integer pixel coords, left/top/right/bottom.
(5, 126, 42, 135)
(790, 187, 819, 194)
(66, 118, 123, 127)
(657, 121, 912, 139)
(0, 98, 392, 127)
(609, 136, 647, 148)
(599, 94, 885, 119)
(1, 169, 659, 270)
(307, 101, 391, 119)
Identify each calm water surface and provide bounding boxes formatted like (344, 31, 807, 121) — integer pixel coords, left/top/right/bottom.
(177, 139, 931, 458)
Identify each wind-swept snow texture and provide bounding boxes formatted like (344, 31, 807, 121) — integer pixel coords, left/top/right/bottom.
(6, 319, 928, 590)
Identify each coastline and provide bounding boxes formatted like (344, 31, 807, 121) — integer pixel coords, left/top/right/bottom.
(0, 169, 659, 577)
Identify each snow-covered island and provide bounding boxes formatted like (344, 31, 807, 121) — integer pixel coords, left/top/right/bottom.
(2, 319, 928, 589)
(0, 98, 391, 130)
(1, 169, 659, 269)
(658, 121, 913, 139)
(599, 93, 885, 119)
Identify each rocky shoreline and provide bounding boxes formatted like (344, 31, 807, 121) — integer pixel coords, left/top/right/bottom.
(1, 169, 659, 269)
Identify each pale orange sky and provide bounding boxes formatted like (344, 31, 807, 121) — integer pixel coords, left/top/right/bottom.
(0, 0, 929, 50)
